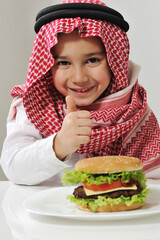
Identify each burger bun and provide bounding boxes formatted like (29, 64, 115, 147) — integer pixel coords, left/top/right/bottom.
(75, 155, 143, 174)
(77, 202, 144, 212)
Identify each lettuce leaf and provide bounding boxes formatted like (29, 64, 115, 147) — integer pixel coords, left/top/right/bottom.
(61, 169, 147, 188)
(68, 189, 150, 212)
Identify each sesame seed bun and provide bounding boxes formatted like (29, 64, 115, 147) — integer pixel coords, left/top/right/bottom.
(75, 155, 143, 173)
(77, 202, 144, 212)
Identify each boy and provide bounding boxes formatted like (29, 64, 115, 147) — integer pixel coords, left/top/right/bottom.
(1, 0, 160, 185)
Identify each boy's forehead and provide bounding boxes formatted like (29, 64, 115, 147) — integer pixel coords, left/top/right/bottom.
(56, 29, 104, 47)
(57, 29, 80, 42)
(52, 30, 106, 55)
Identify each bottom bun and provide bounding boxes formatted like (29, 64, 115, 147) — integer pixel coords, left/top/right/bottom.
(77, 202, 144, 212)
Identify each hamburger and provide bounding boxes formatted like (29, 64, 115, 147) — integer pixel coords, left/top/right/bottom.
(62, 156, 150, 212)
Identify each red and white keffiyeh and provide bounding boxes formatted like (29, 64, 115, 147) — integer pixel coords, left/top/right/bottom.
(11, 0, 160, 173)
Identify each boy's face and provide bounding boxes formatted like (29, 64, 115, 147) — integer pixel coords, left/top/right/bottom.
(51, 29, 112, 107)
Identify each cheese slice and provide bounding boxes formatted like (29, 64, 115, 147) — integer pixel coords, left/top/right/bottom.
(84, 185, 137, 196)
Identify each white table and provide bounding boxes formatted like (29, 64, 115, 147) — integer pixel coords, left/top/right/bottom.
(1, 179, 160, 240)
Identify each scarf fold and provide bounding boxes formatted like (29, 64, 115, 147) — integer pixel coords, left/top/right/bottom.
(10, 0, 160, 172)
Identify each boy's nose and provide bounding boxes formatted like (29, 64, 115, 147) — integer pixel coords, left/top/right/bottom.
(71, 66, 88, 84)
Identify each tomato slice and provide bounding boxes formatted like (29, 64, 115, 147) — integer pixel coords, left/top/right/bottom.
(83, 179, 134, 192)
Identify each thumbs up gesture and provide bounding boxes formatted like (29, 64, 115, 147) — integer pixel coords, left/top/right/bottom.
(53, 96, 92, 160)
(66, 95, 77, 114)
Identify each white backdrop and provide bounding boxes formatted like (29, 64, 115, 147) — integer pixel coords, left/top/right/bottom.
(0, 0, 159, 179)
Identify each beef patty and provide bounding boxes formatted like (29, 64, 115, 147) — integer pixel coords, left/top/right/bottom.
(73, 182, 142, 199)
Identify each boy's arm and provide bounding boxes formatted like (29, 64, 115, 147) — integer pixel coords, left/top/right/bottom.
(0, 101, 73, 185)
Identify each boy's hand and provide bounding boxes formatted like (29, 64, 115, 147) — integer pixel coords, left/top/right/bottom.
(53, 96, 92, 160)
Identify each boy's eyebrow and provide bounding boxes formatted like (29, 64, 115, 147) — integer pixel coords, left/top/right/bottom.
(54, 56, 68, 60)
(54, 51, 105, 59)
(84, 51, 105, 57)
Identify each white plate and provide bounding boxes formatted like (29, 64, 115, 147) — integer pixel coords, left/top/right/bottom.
(23, 184, 160, 220)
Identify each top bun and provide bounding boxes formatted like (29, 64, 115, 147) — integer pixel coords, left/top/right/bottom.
(75, 156, 143, 174)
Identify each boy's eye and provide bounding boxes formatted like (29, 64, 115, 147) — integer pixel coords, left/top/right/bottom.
(57, 61, 70, 66)
(87, 58, 100, 64)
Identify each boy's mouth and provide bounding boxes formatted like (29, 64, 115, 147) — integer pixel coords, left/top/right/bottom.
(69, 86, 94, 93)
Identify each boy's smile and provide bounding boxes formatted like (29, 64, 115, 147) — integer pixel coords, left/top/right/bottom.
(51, 29, 112, 107)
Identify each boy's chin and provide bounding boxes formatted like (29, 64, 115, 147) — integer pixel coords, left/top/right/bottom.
(75, 101, 93, 108)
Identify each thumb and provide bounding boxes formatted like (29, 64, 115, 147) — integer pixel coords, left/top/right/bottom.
(66, 95, 77, 114)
